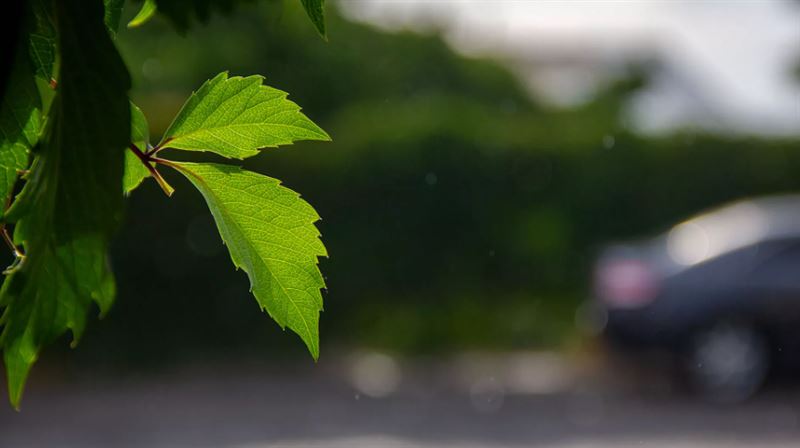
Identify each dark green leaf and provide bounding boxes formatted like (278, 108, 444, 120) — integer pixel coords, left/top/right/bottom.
(300, 0, 326, 38)
(0, 40, 39, 216)
(0, 0, 130, 408)
(103, 0, 125, 34)
(29, 0, 56, 81)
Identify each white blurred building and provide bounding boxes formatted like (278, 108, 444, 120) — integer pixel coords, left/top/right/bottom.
(339, 0, 800, 136)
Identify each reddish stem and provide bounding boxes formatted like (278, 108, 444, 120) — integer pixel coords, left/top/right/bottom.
(128, 144, 174, 196)
(147, 137, 174, 156)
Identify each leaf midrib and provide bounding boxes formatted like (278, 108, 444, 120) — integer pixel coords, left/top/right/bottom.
(169, 121, 326, 144)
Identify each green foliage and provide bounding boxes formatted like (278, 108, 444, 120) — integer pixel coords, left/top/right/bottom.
(168, 162, 326, 358)
(124, 72, 330, 358)
(0, 43, 37, 214)
(148, 0, 325, 35)
(300, 0, 326, 37)
(103, 0, 126, 33)
(1, 0, 130, 409)
(152, 0, 259, 31)
(28, 0, 56, 81)
(107, 5, 800, 358)
(159, 72, 329, 159)
(128, 0, 158, 28)
(0, 0, 329, 408)
(123, 103, 152, 194)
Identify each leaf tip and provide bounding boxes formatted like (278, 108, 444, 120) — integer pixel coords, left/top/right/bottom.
(301, 331, 320, 362)
(297, 0, 327, 38)
(306, 339, 320, 362)
(68, 325, 85, 349)
(7, 374, 23, 411)
(4, 355, 32, 411)
(127, 0, 158, 29)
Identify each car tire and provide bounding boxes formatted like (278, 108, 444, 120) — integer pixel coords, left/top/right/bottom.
(686, 321, 770, 403)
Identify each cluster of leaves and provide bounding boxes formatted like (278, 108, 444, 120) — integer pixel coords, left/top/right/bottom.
(0, 0, 329, 408)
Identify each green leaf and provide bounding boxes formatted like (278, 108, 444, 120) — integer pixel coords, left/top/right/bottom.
(103, 0, 125, 34)
(1, 219, 116, 409)
(0, 0, 131, 408)
(28, 35, 55, 82)
(29, 0, 56, 81)
(300, 0, 326, 38)
(130, 102, 150, 150)
(128, 0, 158, 28)
(159, 72, 329, 160)
(167, 161, 326, 359)
(0, 39, 39, 215)
(123, 102, 152, 194)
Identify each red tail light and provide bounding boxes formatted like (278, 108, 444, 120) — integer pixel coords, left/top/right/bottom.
(594, 258, 659, 309)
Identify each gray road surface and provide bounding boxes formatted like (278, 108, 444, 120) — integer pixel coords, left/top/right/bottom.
(0, 352, 798, 447)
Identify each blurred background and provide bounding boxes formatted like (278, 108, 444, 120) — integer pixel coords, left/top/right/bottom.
(2, 0, 800, 446)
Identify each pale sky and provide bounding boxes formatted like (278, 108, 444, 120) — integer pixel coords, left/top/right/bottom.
(338, 0, 800, 136)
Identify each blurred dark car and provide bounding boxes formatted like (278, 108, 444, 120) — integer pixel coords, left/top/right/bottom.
(590, 194, 800, 401)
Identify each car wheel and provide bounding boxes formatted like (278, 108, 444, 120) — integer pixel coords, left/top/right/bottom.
(686, 322, 769, 403)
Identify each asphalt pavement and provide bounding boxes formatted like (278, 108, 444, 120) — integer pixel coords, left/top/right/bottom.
(0, 351, 798, 447)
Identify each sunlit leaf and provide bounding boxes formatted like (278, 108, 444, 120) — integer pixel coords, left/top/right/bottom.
(168, 161, 326, 359)
(128, 0, 158, 28)
(159, 72, 329, 160)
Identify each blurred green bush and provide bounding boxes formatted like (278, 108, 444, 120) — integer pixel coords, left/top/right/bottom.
(42, 2, 800, 365)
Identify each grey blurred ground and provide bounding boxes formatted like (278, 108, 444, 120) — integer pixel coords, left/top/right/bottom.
(1, 351, 799, 447)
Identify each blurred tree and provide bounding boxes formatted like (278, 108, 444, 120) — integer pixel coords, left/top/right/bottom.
(53, 2, 800, 364)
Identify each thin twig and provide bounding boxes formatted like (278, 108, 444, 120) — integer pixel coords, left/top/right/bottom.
(128, 143, 174, 196)
(1, 176, 24, 263)
(1, 228, 22, 259)
(151, 156, 180, 169)
(146, 137, 173, 156)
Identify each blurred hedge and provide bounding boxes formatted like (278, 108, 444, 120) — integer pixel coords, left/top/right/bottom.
(46, 2, 800, 364)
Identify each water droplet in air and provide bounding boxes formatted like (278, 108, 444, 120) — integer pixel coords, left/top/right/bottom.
(425, 172, 438, 186)
(602, 135, 615, 149)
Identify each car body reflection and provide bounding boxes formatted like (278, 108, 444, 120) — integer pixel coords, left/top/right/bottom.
(591, 194, 800, 402)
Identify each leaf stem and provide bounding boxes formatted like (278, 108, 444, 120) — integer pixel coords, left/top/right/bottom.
(147, 137, 173, 156)
(150, 156, 180, 170)
(128, 143, 175, 197)
(1, 179, 24, 266)
(1, 228, 22, 260)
